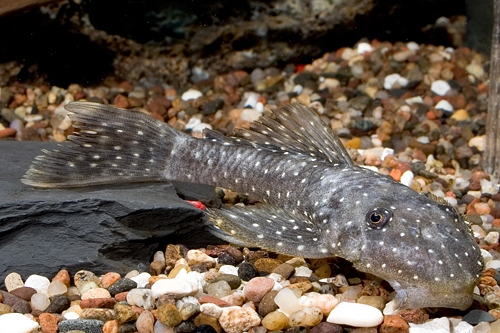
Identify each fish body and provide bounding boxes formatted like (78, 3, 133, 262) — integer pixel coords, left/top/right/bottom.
(23, 102, 484, 310)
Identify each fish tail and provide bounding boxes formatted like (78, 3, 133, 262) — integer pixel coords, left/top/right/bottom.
(22, 102, 188, 188)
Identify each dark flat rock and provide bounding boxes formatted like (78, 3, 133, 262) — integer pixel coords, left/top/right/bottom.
(0, 142, 223, 288)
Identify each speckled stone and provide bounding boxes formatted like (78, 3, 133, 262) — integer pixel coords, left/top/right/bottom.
(194, 313, 222, 333)
(80, 308, 116, 321)
(254, 258, 282, 273)
(243, 277, 275, 302)
(107, 278, 137, 296)
(114, 303, 138, 324)
(58, 319, 104, 333)
(174, 321, 197, 333)
(211, 274, 242, 289)
(158, 303, 183, 327)
(194, 324, 218, 333)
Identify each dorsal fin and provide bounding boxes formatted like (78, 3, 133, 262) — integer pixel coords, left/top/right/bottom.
(234, 103, 355, 166)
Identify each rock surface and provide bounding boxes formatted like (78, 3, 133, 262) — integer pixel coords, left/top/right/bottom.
(0, 142, 222, 288)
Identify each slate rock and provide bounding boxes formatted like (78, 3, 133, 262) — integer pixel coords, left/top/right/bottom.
(0, 142, 224, 288)
(58, 319, 104, 333)
(0, 290, 31, 313)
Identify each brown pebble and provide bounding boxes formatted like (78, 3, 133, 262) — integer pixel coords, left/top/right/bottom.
(9, 287, 37, 301)
(114, 303, 138, 324)
(287, 281, 314, 294)
(0, 290, 31, 313)
(39, 312, 60, 333)
(471, 171, 491, 182)
(157, 303, 182, 327)
(254, 258, 282, 272)
(0, 128, 16, 138)
(258, 290, 279, 317)
(156, 294, 176, 308)
(165, 244, 184, 267)
(310, 322, 343, 333)
(118, 81, 133, 91)
(150, 260, 166, 275)
(80, 308, 116, 321)
(114, 291, 128, 302)
(199, 296, 231, 307)
(224, 246, 244, 263)
(80, 297, 116, 309)
(398, 308, 429, 324)
(102, 319, 119, 333)
(380, 315, 409, 333)
(272, 263, 295, 279)
(194, 313, 223, 333)
(52, 270, 71, 287)
(114, 94, 130, 109)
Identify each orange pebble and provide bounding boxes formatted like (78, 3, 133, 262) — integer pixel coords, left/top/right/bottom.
(114, 291, 128, 302)
(52, 269, 70, 287)
(0, 128, 16, 139)
(103, 319, 119, 333)
(99, 272, 121, 289)
(445, 191, 456, 198)
(426, 111, 437, 120)
(492, 219, 500, 228)
(390, 169, 403, 182)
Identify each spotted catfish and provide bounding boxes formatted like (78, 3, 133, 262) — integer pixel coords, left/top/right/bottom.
(22, 102, 484, 310)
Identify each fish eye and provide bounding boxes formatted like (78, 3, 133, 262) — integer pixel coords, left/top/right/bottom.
(366, 208, 392, 229)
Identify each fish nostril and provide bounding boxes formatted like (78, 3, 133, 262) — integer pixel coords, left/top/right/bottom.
(410, 225, 421, 237)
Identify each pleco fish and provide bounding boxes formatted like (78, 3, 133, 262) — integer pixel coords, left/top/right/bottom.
(22, 102, 484, 310)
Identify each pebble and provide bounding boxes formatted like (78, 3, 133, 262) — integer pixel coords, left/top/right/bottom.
(4, 272, 24, 292)
(435, 100, 453, 113)
(9, 286, 36, 301)
(384, 74, 408, 90)
(126, 288, 155, 310)
(80, 308, 116, 321)
(408, 317, 450, 333)
(24, 274, 50, 293)
(310, 322, 343, 333)
(136, 310, 155, 333)
(31, 292, 50, 311)
(243, 277, 275, 302)
(274, 287, 302, 315)
(152, 277, 199, 299)
(158, 303, 183, 327)
(174, 321, 197, 333)
(0, 303, 13, 315)
(238, 262, 259, 281)
(462, 309, 496, 325)
(74, 270, 100, 289)
(262, 311, 288, 331)
(207, 281, 232, 298)
(430, 80, 451, 96)
(302, 293, 339, 314)
(211, 274, 241, 289)
(327, 302, 383, 327)
(181, 89, 203, 101)
(379, 315, 409, 333)
(39, 312, 60, 333)
(0, 313, 39, 333)
(102, 320, 119, 333)
(469, 135, 486, 151)
(81, 287, 111, 300)
(187, 250, 216, 267)
(289, 306, 324, 327)
(114, 303, 138, 324)
(58, 319, 104, 333)
(99, 272, 121, 289)
(200, 303, 223, 318)
(47, 280, 68, 296)
(272, 263, 296, 279)
(130, 272, 152, 288)
(219, 307, 261, 333)
(178, 302, 200, 320)
(107, 278, 137, 295)
(258, 290, 279, 316)
(0, 290, 31, 313)
(44, 295, 71, 313)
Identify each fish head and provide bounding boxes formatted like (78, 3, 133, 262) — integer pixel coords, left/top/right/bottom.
(329, 172, 484, 310)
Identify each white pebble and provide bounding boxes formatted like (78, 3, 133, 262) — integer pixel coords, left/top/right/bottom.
(431, 80, 451, 96)
(293, 84, 304, 95)
(400, 170, 414, 187)
(274, 288, 302, 315)
(240, 108, 262, 122)
(487, 259, 500, 270)
(468, 135, 486, 152)
(384, 73, 409, 90)
(181, 89, 203, 101)
(127, 288, 155, 310)
(416, 136, 430, 144)
(481, 249, 493, 264)
(435, 100, 453, 113)
(481, 179, 499, 194)
(405, 96, 424, 105)
(154, 319, 172, 333)
(485, 231, 499, 245)
(294, 266, 313, 277)
(151, 278, 199, 298)
(191, 123, 213, 134)
(381, 148, 394, 161)
(0, 313, 39, 333)
(357, 42, 373, 54)
(25, 274, 50, 294)
(64, 312, 80, 320)
(153, 251, 165, 262)
(454, 178, 469, 190)
(408, 316, 451, 333)
(407, 41, 420, 51)
(218, 265, 239, 275)
(244, 94, 259, 108)
(130, 272, 152, 288)
(443, 197, 457, 207)
(289, 306, 323, 327)
(31, 293, 50, 311)
(200, 303, 223, 318)
(185, 117, 201, 130)
(47, 280, 67, 297)
(255, 102, 264, 113)
(4, 272, 24, 292)
(327, 302, 383, 327)
(453, 320, 473, 333)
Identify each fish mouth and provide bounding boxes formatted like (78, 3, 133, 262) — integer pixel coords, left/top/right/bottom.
(388, 281, 474, 310)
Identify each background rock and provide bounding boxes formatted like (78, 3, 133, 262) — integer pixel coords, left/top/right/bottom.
(0, 142, 222, 288)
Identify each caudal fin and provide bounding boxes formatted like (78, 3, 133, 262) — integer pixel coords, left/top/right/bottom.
(22, 102, 184, 188)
